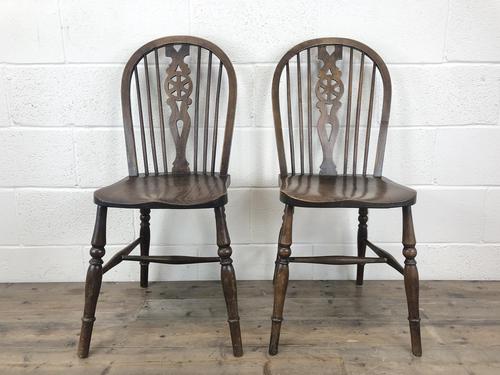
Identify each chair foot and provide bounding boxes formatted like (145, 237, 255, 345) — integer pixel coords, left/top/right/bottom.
(215, 206, 243, 357)
(139, 209, 151, 288)
(356, 208, 368, 286)
(402, 206, 422, 357)
(78, 206, 107, 358)
(220, 261, 243, 357)
(269, 318, 283, 355)
(409, 318, 422, 356)
(268, 205, 293, 356)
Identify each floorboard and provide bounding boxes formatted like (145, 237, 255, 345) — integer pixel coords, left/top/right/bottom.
(0, 280, 499, 374)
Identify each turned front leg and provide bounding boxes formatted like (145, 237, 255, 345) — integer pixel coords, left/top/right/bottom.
(78, 206, 107, 358)
(269, 204, 294, 355)
(356, 208, 368, 285)
(215, 206, 243, 357)
(402, 205, 422, 357)
(139, 208, 151, 288)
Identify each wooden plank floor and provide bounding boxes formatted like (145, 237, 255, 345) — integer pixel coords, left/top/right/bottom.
(1, 280, 500, 374)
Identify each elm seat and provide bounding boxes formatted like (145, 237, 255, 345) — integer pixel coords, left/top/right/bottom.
(279, 175, 416, 208)
(94, 174, 230, 209)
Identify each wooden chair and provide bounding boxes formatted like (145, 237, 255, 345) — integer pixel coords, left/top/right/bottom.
(268, 38, 422, 356)
(77, 36, 243, 358)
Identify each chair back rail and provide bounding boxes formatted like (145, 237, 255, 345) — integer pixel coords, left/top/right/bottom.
(121, 36, 237, 177)
(272, 38, 392, 177)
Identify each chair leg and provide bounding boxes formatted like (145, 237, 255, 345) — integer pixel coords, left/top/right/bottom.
(78, 206, 107, 358)
(356, 208, 368, 286)
(402, 206, 422, 357)
(269, 204, 294, 356)
(214, 206, 243, 357)
(139, 208, 151, 288)
(272, 227, 283, 284)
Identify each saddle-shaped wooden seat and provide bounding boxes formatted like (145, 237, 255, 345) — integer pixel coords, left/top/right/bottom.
(279, 175, 416, 208)
(94, 174, 230, 209)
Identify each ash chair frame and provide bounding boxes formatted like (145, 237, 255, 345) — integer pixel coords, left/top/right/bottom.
(77, 36, 242, 358)
(268, 38, 421, 356)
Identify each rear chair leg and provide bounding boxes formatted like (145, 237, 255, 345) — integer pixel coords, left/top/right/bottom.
(140, 208, 151, 288)
(215, 206, 243, 357)
(78, 206, 107, 358)
(269, 204, 294, 355)
(402, 206, 422, 357)
(356, 208, 368, 286)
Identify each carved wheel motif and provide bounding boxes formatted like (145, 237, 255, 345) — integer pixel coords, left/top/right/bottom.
(165, 71, 193, 102)
(164, 45, 193, 173)
(315, 46, 344, 175)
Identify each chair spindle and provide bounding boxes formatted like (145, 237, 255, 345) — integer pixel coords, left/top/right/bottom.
(285, 62, 295, 175)
(134, 67, 149, 175)
(296, 53, 305, 174)
(203, 51, 213, 173)
(363, 64, 377, 175)
(344, 47, 354, 174)
(352, 52, 365, 176)
(143, 55, 158, 175)
(306, 48, 313, 174)
(154, 49, 168, 173)
(211, 61, 223, 174)
(194, 46, 201, 173)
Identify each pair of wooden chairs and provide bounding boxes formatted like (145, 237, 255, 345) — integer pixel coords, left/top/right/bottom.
(77, 36, 421, 359)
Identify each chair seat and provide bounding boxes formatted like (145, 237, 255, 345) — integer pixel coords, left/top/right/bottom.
(94, 174, 230, 209)
(279, 175, 416, 208)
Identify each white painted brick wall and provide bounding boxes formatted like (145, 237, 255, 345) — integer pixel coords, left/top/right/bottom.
(1, 0, 500, 282)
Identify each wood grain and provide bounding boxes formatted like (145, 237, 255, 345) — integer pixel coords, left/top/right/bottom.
(1, 281, 499, 374)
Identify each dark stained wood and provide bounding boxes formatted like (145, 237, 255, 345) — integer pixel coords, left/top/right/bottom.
(356, 208, 368, 285)
(122, 255, 220, 264)
(402, 205, 422, 356)
(78, 206, 107, 358)
(139, 208, 151, 288)
(289, 255, 386, 265)
(165, 44, 192, 174)
(285, 62, 295, 175)
(344, 47, 354, 174)
(363, 63, 377, 175)
(143, 55, 159, 175)
(306, 48, 313, 174)
(93, 173, 229, 209)
(134, 67, 149, 175)
(366, 240, 404, 275)
(296, 53, 305, 174)
(203, 51, 213, 174)
(269, 205, 294, 356)
(269, 38, 419, 357)
(211, 61, 223, 173)
(215, 206, 243, 357)
(194, 46, 202, 173)
(316, 45, 343, 175)
(352, 52, 365, 176)
(80, 36, 241, 358)
(279, 175, 416, 208)
(272, 38, 392, 177)
(154, 48, 168, 172)
(121, 36, 237, 177)
(102, 237, 141, 274)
